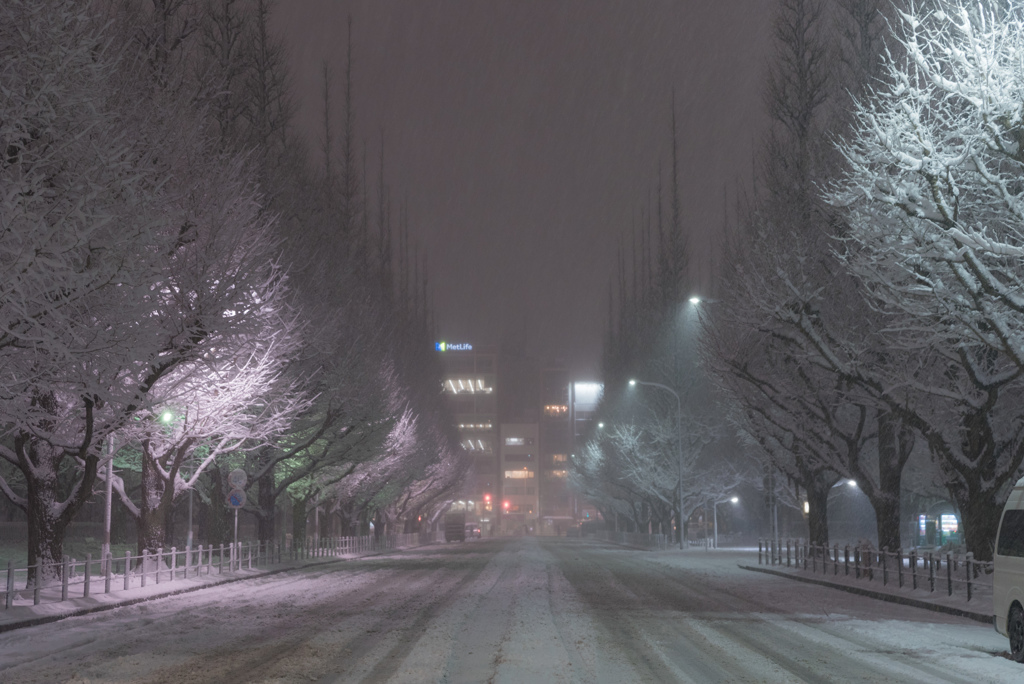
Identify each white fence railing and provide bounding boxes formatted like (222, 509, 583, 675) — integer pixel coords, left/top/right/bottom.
(590, 530, 670, 550)
(758, 538, 993, 602)
(2, 530, 443, 611)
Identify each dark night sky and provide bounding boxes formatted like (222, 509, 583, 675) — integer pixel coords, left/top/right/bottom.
(274, 1, 775, 376)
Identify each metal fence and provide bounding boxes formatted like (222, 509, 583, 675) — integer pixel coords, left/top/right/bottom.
(590, 530, 670, 550)
(2, 530, 442, 610)
(758, 538, 993, 602)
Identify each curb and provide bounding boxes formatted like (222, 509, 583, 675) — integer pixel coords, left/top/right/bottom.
(0, 544, 424, 634)
(738, 563, 992, 625)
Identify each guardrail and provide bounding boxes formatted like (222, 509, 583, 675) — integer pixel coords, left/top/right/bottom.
(2, 530, 442, 610)
(758, 538, 992, 602)
(590, 530, 670, 550)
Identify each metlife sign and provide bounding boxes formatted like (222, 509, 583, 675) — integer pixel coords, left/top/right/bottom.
(435, 341, 473, 352)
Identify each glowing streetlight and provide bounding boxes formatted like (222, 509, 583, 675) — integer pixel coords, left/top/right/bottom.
(689, 296, 701, 305)
(713, 496, 739, 549)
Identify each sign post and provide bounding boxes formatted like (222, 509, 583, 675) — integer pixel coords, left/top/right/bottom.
(227, 470, 247, 570)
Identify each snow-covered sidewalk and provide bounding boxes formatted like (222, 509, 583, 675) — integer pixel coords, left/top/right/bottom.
(632, 546, 993, 623)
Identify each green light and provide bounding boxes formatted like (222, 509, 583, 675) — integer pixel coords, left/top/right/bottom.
(161, 411, 174, 423)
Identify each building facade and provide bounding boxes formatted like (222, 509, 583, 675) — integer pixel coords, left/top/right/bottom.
(499, 423, 539, 533)
(438, 343, 499, 534)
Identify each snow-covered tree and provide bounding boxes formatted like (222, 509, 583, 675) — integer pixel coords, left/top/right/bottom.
(829, 0, 1024, 559)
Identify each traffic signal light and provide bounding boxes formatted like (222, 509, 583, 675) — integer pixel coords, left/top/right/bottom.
(484, 493, 491, 503)
(503, 500, 510, 510)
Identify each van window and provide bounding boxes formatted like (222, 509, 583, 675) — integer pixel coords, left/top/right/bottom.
(998, 510, 1024, 557)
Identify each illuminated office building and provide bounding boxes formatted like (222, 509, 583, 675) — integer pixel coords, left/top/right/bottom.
(437, 342, 498, 534)
(499, 423, 539, 532)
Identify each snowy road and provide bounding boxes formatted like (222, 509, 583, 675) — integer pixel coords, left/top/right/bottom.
(0, 537, 1018, 683)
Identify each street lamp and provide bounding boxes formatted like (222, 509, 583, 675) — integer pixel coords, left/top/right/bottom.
(628, 378, 684, 550)
(712, 496, 739, 549)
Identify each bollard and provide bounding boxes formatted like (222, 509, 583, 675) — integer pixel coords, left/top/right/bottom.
(62, 556, 69, 601)
(124, 551, 131, 591)
(5, 560, 13, 609)
(946, 553, 953, 596)
(928, 552, 935, 592)
(966, 552, 974, 601)
(105, 553, 112, 594)
(844, 545, 850, 576)
(897, 548, 904, 588)
(911, 550, 917, 590)
(758, 540, 763, 565)
(84, 553, 91, 598)
(786, 540, 791, 568)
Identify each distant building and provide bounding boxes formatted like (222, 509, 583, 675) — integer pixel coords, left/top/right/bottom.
(437, 342, 499, 534)
(499, 423, 539, 533)
(538, 367, 573, 534)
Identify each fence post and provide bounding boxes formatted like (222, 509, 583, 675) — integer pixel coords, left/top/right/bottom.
(61, 556, 69, 601)
(966, 552, 973, 601)
(219, 544, 224, 574)
(105, 553, 112, 594)
(897, 548, 903, 588)
(844, 545, 850, 576)
(248, 542, 253, 570)
(141, 551, 148, 587)
(197, 545, 203, 577)
(124, 551, 131, 591)
(84, 553, 91, 598)
(946, 552, 953, 596)
(786, 540, 791, 567)
(6, 560, 13, 609)
(882, 547, 888, 586)
(854, 546, 861, 579)
(170, 547, 177, 582)
(758, 540, 763, 565)
(911, 549, 918, 590)
(929, 552, 936, 592)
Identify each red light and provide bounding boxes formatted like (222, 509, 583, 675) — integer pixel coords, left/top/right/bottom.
(503, 500, 510, 510)
(484, 493, 491, 503)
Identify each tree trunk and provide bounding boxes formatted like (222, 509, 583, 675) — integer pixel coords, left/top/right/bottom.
(292, 497, 308, 548)
(25, 470, 68, 588)
(257, 465, 276, 542)
(806, 476, 830, 547)
(200, 467, 230, 546)
(867, 410, 911, 551)
(138, 452, 170, 555)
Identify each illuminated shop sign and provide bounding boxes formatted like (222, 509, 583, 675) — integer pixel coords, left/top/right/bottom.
(436, 341, 473, 352)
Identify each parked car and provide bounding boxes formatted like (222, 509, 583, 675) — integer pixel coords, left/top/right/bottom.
(994, 475, 1024, 661)
(464, 523, 482, 539)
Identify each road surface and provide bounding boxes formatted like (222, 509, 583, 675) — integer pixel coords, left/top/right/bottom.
(0, 536, 1017, 683)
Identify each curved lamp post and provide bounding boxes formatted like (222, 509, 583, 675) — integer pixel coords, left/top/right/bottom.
(629, 378, 683, 549)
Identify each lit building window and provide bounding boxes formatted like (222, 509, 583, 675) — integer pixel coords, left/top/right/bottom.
(544, 404, 568, 417)
(444, 378, 494, 394)
(550, 470, 568, 478)
(504, 469, 535, 479)
(552, 454, 567, 463)
(458, 422, 494, 431)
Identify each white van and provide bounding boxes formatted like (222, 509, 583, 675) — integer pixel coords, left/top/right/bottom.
(994, 475, 1024, 662)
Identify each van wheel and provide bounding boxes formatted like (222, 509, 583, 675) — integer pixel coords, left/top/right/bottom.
(1010, 604, 1024, 663)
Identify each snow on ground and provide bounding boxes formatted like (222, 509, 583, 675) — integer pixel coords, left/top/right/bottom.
(0, 537, 1018, 683)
